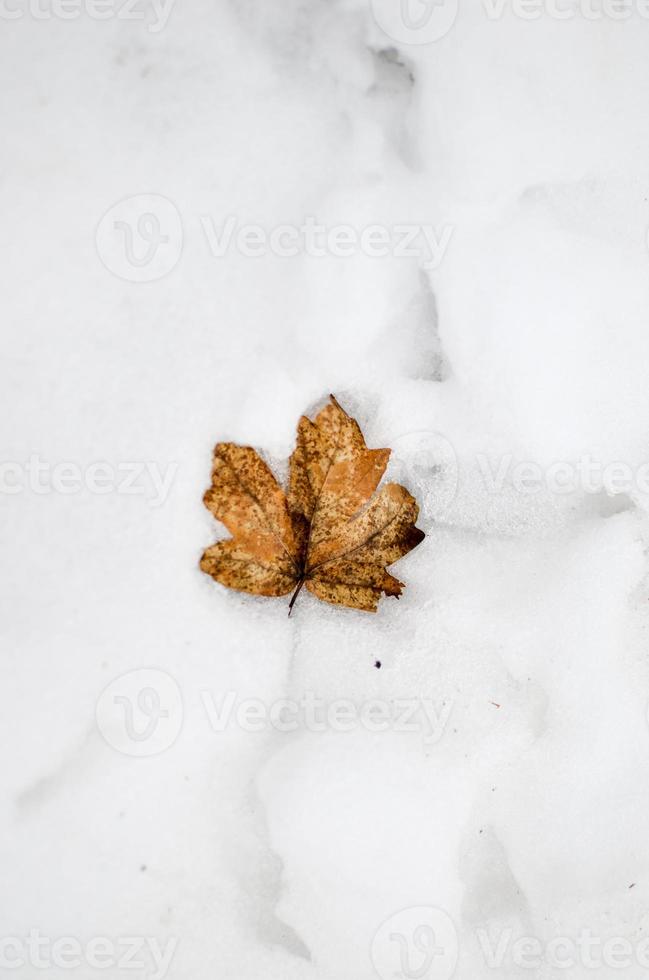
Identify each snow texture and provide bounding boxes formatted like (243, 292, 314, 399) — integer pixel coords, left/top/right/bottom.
(3, 1, 649, 978)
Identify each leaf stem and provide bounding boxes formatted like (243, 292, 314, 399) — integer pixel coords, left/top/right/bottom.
(288, 577, 305, 616)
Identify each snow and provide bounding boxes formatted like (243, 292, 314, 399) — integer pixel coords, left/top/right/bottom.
(3, 1, 649, 977)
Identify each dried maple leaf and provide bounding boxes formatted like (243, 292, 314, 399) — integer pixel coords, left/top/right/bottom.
(200, 395, 425, 613)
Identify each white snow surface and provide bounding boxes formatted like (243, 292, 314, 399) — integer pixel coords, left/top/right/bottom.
(3, 2, 649, 978)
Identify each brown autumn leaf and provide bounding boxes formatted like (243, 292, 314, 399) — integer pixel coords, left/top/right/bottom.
(200, 395, 425, 613)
